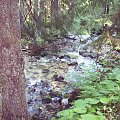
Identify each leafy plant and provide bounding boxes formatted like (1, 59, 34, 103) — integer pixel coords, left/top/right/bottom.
(53, 65, 120, 120)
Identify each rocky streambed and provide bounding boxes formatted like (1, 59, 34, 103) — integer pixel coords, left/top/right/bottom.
(24, 34, 104, 120)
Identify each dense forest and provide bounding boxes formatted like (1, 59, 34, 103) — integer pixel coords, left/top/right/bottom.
(0, 0, 120, 120)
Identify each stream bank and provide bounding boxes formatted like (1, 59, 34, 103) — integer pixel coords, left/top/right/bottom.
(24, 34, 119, 120)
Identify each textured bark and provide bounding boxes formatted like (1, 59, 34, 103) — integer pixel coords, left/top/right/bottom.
(34, 0, 38, 20)
(39, 0, 45, 27)
(67, 0, 75, 28)
(38, 0, 48, 39)
(33, 0, 38, 45)
(51, 0, 59, 28)
(20, 0, 26, 29)
(0, 1, 30, 120)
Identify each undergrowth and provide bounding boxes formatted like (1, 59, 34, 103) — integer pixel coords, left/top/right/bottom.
(52, 64, 120, 120)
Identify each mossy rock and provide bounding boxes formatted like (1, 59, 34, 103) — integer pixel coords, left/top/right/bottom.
(67, 53, 78, 59)
(89, 31, 120, 52)
(111, 38, 120, 50)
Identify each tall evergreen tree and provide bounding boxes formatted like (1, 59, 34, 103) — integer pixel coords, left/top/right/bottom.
(0, 1, 30, 120)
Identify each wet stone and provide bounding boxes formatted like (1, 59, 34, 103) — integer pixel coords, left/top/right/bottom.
(59, 55, 71, 60)
(82, 52, 98, 58)
(24, 34, 100, 119)
(52, 74, 64, 82)
(28, 99, 33, 105)
(42, 69, 49, 73)
(33, 72, 39, 75)
(49, 91, 61, 98)
(79, 50, 86, 55)
(41, 80, 50, 87)
(68, 61, 78, 66)
(35, 56, 41, 60)
(42, 98, 52, 104)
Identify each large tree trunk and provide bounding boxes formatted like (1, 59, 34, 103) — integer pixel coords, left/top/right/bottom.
(34, 0, 38, 20)
(51, 0, 59, 29)
(20, 0, 26, 30)
(39, 0, 45, 28)
(38, 0, 48, 39)
(0, 1, 30, 120)
(33, 0, 38, 37)
(66, 0, 75, 29)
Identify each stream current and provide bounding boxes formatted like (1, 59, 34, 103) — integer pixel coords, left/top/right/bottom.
(24, 34, 101, 119)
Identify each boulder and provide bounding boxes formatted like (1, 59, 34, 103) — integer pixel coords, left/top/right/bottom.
(42, 97, 52, 104)
(59, 55, 71, 59)
(68, 61, 78, 66)
(35, 56, 40, 60)
(79, 50, 86, 55)
(82, 52, 98, 58)
(42, 69, 49, 73)
(52, 74, 67, 84)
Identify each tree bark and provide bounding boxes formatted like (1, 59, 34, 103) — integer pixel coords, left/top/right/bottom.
(0, 0, 30, 120)
(66, 0, 75, 28)
(51, 0, 59, 29)
(20, 0, 26, 29)
(34, 0, 38, 20)
(39, 0, 45, 28)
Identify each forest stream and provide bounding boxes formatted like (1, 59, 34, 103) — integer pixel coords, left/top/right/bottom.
(1, 1, 120, 120)
(24, 35, 102, 120)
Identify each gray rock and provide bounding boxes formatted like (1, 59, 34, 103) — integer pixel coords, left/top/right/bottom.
(80, 39, 88, 44)
(82, 52, 98, 58)
(79, 50, 86, 55)
(52, 74, 64, 82)
(42, 69, 49, 73)
(68, 61, 78, 66)
(35, 56, 41, 60)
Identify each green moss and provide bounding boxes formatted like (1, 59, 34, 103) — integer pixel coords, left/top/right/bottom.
(67, 53, 78, 59)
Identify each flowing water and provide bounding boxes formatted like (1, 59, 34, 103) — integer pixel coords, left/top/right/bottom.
(24, 35, 101, 119)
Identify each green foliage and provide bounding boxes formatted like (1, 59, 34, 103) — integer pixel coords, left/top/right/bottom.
(21, 0, 120, 43)
(35, 36, 45, 46)
(20, 39, 31, 46)
(53, 66, 120, 120)
(68, 0, 120, 34)
(71, 14, 103, 35)
(100, 97, 110, 104)
(81, 113, 105, 120)
(107, 68, 120, 80)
